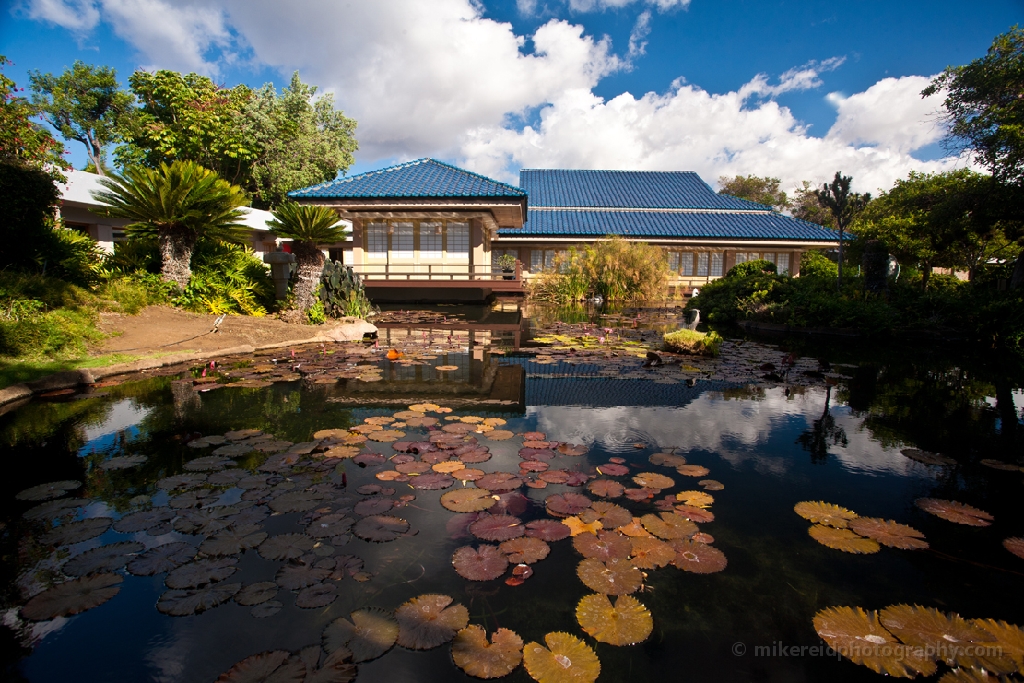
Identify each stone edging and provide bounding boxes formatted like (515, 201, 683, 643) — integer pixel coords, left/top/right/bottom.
(0, 321, 377, 411)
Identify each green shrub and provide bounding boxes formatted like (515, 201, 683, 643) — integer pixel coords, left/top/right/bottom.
(98, 272, 174, 314)
(103, 237, 161, 275)
(726, 259, 777, 278)
(41, 225, 106, 287)
(320, 259, 375, 319)
(800, 251, 838, 279)
(174, 240, 274, 316)
(0, 306, 103, 358)
(664, 329, 723, 356)
(529, 238, 670, 303)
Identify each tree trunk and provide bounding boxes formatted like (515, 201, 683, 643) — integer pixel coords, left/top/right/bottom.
(1011, 256, 1024, 289)
(158, 230, 195, 291)
(837, 228, 844, 291)
(921, 262, 931, 291)
(291, 241, 325, 314)
(87, 136, 105, 176)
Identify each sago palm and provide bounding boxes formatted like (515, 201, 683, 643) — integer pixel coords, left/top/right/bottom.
(267, 201, 347, 314)
(91, 160, 249, 289)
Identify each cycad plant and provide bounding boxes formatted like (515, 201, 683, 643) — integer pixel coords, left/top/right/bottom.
(91, 160, 250, 289)
(267, 201, 347, 315)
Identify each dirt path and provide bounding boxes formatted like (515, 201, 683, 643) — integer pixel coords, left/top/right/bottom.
(94, 306, 324, 356)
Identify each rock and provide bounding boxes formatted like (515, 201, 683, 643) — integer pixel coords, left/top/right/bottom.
(313, 321, 378, 342)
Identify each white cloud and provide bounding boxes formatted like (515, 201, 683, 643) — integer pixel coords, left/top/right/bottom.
(568, 0, 690, 12)
(20, 0, 99, 30)
(826, 75, 946, 155)
(628, 9, 651, 58)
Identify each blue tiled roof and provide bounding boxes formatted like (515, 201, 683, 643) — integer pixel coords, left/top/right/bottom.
(290, 158, 527, 199)
(521, 169, 766, 210)
(499, 209, 838, 241)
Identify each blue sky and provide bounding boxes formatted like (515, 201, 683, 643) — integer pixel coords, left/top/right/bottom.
(2, 0, 1021, 192)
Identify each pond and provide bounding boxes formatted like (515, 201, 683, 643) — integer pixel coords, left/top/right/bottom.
(1, 304, 1022, 683)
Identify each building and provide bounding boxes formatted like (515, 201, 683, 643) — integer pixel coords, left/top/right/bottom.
(290, 158, 838, 300)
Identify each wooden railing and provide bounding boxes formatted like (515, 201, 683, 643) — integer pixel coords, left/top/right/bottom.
(352, 261, 523, 282)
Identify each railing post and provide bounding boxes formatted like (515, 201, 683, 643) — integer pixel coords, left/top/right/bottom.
(515, 259, 523, 281)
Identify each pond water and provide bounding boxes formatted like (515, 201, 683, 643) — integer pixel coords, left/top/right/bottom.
(1, 305, 1023, 683)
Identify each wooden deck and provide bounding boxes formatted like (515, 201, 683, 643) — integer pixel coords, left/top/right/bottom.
(354, 264, 525, 302)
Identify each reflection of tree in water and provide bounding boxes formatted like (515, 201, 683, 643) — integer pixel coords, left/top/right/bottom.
(797, 385, 848, 463)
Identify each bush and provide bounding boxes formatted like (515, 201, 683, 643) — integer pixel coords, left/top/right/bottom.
(664, 329, 723, 356)
(41, 224, 106, 287)
(320, 259, 375, 319)
(800, 251, 839, 279)
(0, 162, 60, 272)
(97, 272, 174, 314)
(103, 237, 161, 275)
(174, 240, 274, 316)
(529, 237, 670, 303)
(0, 272, 105, 358)
(726, 259, 777, 278)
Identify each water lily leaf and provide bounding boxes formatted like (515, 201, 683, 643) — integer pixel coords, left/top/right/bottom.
(368, 430, 405, 443)
(213, 444, 254, 458)
(226, 429, 263, 441)
(456, 468, 486, 481)
(184, 455, 232, 472)
(557, 443, 588, 457)
(640, 512, 697, 541)
(158, 582, 241, 616)
(1003, 537, 1024, 560)
(915, 499, 993, 526)
(235, 582, 278, 606)
(323, 607, 399, 662)
(353, 515, 410, 542)
(452, 625, 523, 679)
(676, 465, 710, 477)
(649, 452, 686, 467)
(808, 525, 880, 554)
(200, 529, 268, 556)
(323, 446, 360, 459)
(354, 498, 396, 516)
(395, 594, 469, 650)
(628, 537, 675, 569)
(671, 539, 728, 573)
(576, 594, 653, 646)
(166, 558, 238, 589)
(22, 498, 83, 521)
(435, 365, 460, 372)
(632, 472, 675, 490)
(269, 491, 328, 514)
(259, 533, 316, 561)
(580, 502, 631, 529)
(16, 480, 81, 501)
(208, 469, 246, 486)
(64, 541, 144, 576)
(173, 506, 239, 535)
(674, 505, 715, 523)
(410, 473, 456, 490)
(432, 461, 465, 474)
(21, 573, 122, 620)
(525, 520, 571, 542)
(157, 473, 207, 491)
(365, 416, 396, 425)
(453, 545, 509, 581)
(276, 564, 331, 591)
(296, 583, 338, 609)
(126, 542, 195, 575)
(979, 458, 1023, 472)
(524, 432, 546, 441)
(880, 605, 1012, 672)
(213, 650, 300, 682)
(596, 463, 628, 477)
(441, 489, 496, 513)
(40, 517, 112, 546)
(499, 537, 550, 564)
(470, 514, 525, 542)
(475, 473, 523, 492)
(572, 529, 631, 562)
(971, 619, 1024, 671)
(794, 501, 858, 528)
(675, 490, 714, 508)
(576, 558, 642, 595)
(523, 632, 600, 683)
(562, 516, 602, 537)
(251, 601, 282, 618)
(848, 518, 928, 550)
(545, 493, 592, 518)
(699, 479, 724, 491)
(485, 430, 515, 441)
(306, 514, 354, 539)
(813, 606, 936, 677)
(99, 455, 147, 471)
(586, 480, 624, 499)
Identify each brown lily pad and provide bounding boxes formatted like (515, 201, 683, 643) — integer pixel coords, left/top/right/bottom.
(323, 607, 399, 662)
(545, 493, 592, 518)
(166, 558, 238, 589)
(586, 480, 624, 499)
(499, 537, 550, 564)
(475, 473, 523, 493)
(523, 632, 600, 683)
(576, 558, 642, 595)
(353, 515, 410, 542)
(525, 520, 572, 542)
(296, 583, 338, 609)
(580, 501, 632, 529)
(126, 542, 195, 576)
(1003, 537, 1024, 560)
(485, 430, 515, 441)
(573, 530, 631, 561)
(794, 501, 858, 528)
(576, 593, 653, 646)
(915, 498, 993, 526)
(441, 489, 496, 513)
(16, 480, 82, 502)
(259, 533, 316, 561)
(452, 625, 524, 679)
(628, 537, 676, 569)
(410, 473, 456, 490)
(809, 525, 880, 554)
(632, 472, 675, 490)
(453, 545, 509, 581)
(848, 518, 928, 550)
(640, 512, 697, 540)
(470, 514, 525, 542)
(671, 539, 728, 573)
(234, 582, 278, 606)
(157, 583, 241, 616)
(596, 463, 629, 477)
(22, 573, 123, 620)
(63, 541, 145, 576)
(881, 605, 1014, 672)
(40, 517, 112, 546)
(813, 606, 936, 677)
(395, 594, 469, 650)
(275, 564, 331, 591)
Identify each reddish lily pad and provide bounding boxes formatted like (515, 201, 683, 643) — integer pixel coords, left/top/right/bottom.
(545, 493, 592, 518)
(470, 514, 525, 542)
(323, 607, 399, 662)
(453, 545, 509, 581)
(353, 515, 410, 542)
(395, 594, 469, 650)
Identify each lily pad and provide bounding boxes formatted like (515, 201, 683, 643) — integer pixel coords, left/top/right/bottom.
(157, 583, 241, 616)
(296, 583, 338, 609)
(470, 514, 525, 542)
(21, 573, 123, 621)
(184, 455, 232, 472)
(808, 525, 880, 554)
(64, 541, 145, 576)
(525, 520, 572, 542)
(353, 515, 410, 542)
(880, 604, 1010, 671)
(1003, 537, 1024, 560)
(580, 501, 631, 529)
(649, 452, 686, 467)
(395, 594, 469, 650)
(22, 498, 83, 521)
(499, 537, 550, 564)
(259, 533, 316, 560)
(453, 545, 509, 581)
(200, 529, 268, 556)
(671, 539, 728, 573)
(813, 606, 936, 677)
(794, 501, 858, 529)
(307, 514, 354, 539)
(323, 607, 399, 662)
(251, 601, 283, 619)
(576, 593, 653, 646)
(640, 512, 697, 541)
(452, 625, 524, 679)
(276, 564, 331, 591)
(269, 491, 327, 514)
(848, 518, 928, 550)
(586, 480, 624, 499)
(596, 463, 628, 477)
(99, 455, 148, 471)
(41, 517, 112, 546)
(632, 472, 675, 490)
(212, 650, 297, 682)
(545, 493, 592, 518)
(485, 430, 515, 441)
(573, 530, 631, 561)
(628, 537, 676, 569)
(126, 542, 195, 575)
(915, 498, 993, 526)
(353, 498, 396, 516)
(576, 558, 642, 595)
(522, 632, 600, 683)
(475, 473, 523, 493)
(235, 582, 278, 606)
(166, 558, 238, 589)
(16, 480, 81, 501)
(441, 489, 497, 513)
(409, 473, 455, 490)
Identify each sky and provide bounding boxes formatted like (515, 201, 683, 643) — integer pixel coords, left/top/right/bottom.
(2, 0, 1021, 194)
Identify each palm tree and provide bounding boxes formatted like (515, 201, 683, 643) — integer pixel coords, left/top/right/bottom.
(815, 172, 871, 290)
(267, 201, 347, 314)
(91, 160, 249, 289)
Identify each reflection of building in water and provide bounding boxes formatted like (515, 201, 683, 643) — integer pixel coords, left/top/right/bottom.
(330, 353, 524, 411)
(373, 304, 527, 351)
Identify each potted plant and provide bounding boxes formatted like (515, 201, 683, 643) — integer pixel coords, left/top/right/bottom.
(497, 253, 517, 280)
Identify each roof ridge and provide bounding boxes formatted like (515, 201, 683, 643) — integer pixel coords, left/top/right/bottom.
(520, 168, 699, 174)
(424, 158, 526, 195)
(289, 158, 525, 198)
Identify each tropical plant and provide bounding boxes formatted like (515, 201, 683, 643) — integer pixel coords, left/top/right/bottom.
(718, 175, 789, 211)
(91, 160, 250, 290)
(816, 172, 872, 289)
(320, 259, 374, 319)
(497, 253, 517, 271)
(0, 55, 68, 177)
(726, 259, 777, 278)
(790, 180, 835, 228)
(173, 241, 273, 316)
(267, 201, 347, 315)
(28, 61, 133, 176)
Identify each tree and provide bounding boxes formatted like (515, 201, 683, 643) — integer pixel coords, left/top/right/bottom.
(816, 172, 871, 289)
(246, 72, 358, 208)
(790, 181, 835, 228)
(117, 70, 358, 208)
(0, 55, 67, 177)
(28, 61, 133, 176)
(267, 202, 348, 315)
(718, 175, 789, 211)
(91, 160, 250, 289)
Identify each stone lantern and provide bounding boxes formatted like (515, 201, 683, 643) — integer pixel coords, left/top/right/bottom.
(263, 251, 296, 300)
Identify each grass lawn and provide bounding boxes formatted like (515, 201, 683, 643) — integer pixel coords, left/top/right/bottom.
(0, 351, 194, 390)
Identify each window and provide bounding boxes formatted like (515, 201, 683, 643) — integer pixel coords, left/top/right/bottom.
(668, 252, 680, 273)
(492, 248, 517, 269)
(710, 253, 724, 277)
(761, 252, 776, 265)
(420, 222, 442, 259)
(734, 252, 749, 265)
(447, 222, 469, 258)
(393, 222, 414, 258)
(777, 253, 790, 275)
(529, 249, 558, 272)
(367, 222, 387, 258)
(680, 252, 694, 276)
(697, 252, 709, 276)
